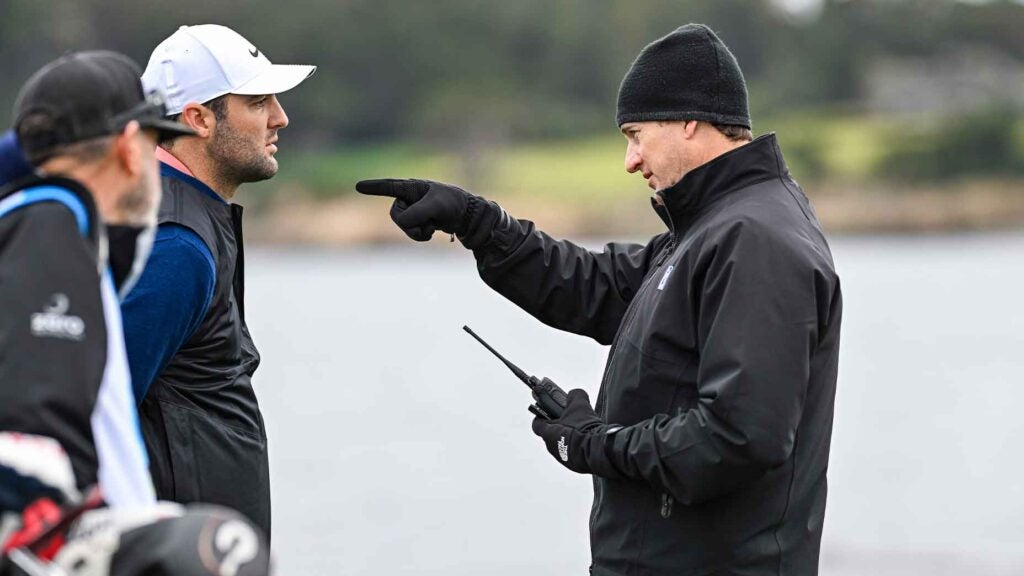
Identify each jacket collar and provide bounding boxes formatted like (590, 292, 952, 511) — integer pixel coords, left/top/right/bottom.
(160, 162, 228, 205)
(652, 133, 787, 233)
(156, 147, 195, 177)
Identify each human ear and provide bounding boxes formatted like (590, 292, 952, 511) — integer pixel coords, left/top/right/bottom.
(180, 102, 215, 138)
(116, 120, 144, 176)
(682, 120, 699, 139)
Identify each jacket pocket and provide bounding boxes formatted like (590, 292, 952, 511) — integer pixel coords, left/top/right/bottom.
(154, 399, 201, 502)
(154, 399, 271, 532)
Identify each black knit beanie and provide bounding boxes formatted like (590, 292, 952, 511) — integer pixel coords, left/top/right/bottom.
(616, 24, 750, 130)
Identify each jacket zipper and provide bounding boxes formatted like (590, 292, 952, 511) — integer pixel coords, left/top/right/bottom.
(661, 493, 674, 519)
(595, 206, 679, 409)
(654, 238, 676, 267)
(595, 236, 676, 411)
(591, 202, 682, 543)
(590, 233, 679, 539)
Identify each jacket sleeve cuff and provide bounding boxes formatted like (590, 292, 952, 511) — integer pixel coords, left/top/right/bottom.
(458, 194, 525, 253)
(583, 426, 632, 480)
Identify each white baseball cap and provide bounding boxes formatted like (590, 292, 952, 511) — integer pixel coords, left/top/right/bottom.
(141, 24, 316, 115)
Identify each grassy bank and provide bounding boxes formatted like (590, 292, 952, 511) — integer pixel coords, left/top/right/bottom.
(243, 113, 1024, 244)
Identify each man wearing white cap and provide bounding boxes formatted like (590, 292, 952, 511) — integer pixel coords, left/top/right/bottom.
(122, 24, 315, 536)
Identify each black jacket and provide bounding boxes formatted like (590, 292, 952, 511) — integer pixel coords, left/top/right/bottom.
(139, 167, 269, 535)
(471, 135, 842, 575)
(0, 177, 105, 490)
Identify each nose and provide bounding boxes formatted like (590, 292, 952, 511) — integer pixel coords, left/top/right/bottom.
(268, 95, 289, 130)
(625, 143, 642, 174)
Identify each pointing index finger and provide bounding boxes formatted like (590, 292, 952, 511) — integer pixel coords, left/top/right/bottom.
(355, 178, 427, 204)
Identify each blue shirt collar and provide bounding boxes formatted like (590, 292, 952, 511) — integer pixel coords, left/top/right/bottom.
(159, 162, 228, 205)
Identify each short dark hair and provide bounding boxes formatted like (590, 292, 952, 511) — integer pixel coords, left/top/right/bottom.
(167, 94, 229, 124)
(164, 95, 229, 147)
(204, 95, 229, 121)
(712, 123, 753, 142)
(655, 119, 753, 143)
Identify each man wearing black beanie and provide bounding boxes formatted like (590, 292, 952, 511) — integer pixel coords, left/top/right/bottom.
(358, 23, 842, 576)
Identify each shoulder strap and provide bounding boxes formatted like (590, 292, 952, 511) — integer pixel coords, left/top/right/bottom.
(0, 184, 91, 236)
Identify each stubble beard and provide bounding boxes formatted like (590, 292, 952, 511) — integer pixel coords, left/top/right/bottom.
(116, 165, 161, 227)
(208, 120, 279, 189)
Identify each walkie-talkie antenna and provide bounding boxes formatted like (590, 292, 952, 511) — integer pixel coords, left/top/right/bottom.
(463, 325, 534, 389)
(462, 325, 569, 420)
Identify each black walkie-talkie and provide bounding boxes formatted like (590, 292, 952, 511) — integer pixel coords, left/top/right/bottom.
(463, 326, 568, 420)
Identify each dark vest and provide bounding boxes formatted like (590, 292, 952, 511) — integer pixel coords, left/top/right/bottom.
(139, 166, 269, 535)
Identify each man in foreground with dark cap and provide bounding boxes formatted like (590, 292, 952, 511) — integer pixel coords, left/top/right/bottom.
(358, 24, 843, 575)
(0, 50, 193, 510)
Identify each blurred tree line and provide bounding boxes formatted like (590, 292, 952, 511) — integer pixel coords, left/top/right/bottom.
(2, 0, 1024, 185)
(1, 0, 1022, 141)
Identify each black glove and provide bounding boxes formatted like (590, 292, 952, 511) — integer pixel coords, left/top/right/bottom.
(531, 389, 622, 474)
(355, 178, 500, 246)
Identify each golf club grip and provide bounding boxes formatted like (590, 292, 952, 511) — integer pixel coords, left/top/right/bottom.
(532, 378, 568, 419)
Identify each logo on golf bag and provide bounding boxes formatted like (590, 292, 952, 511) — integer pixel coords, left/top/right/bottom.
(215, 520, 259, 576)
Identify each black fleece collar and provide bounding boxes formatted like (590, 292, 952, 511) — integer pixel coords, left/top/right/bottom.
(652, 133, 788, 233)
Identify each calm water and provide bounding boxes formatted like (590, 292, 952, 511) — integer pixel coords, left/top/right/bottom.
(245, 232, 1024, 576)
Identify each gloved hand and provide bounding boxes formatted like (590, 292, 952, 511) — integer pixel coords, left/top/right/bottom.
(0, 432, 78, 513)
(355, 178, 500, 246)
(531, 389, 622, 474)
(0, 432, 81, 561)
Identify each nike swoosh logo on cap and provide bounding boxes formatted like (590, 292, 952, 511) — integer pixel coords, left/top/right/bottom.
(249, 48, 259, 58)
